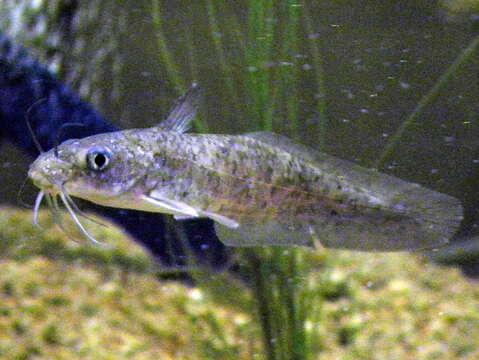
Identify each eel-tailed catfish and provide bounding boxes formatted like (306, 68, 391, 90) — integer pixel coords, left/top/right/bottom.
(28, 84, 463, 251)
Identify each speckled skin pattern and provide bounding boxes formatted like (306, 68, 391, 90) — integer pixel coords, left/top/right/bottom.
(29, 128, 464, 251)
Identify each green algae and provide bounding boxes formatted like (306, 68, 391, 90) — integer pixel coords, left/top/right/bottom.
(0, 207, 478, 359)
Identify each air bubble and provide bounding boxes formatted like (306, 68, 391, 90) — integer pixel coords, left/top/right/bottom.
(302, 64, 312, 71)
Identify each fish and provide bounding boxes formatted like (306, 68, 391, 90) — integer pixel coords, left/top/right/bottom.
(28, 83, 464, 251)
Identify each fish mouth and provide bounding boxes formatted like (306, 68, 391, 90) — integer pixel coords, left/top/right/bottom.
(28, 168, 59, 194)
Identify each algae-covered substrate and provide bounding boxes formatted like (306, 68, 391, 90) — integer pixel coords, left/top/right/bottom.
(0, 206, 478, 360)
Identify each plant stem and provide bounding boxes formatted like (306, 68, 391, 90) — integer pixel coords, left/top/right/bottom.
(247, 0, 275, 130)
(151, 0, 185, 92)
(205, 0, 242, 121)
(152, 0, 206, 132)
(246, 250, 277, 360)
(302, 0, 328, 152)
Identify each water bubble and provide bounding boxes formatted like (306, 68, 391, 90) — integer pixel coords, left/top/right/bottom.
(308, 33, 320, 39)
(302, 64, 312, 71)
(386, 162, 398, 170)
(340, 89, 354, 99)
(189, 289, 203, 301)
(360, 108, 369, 114)
(399, 81, 410, 89)
(444, 136, 455, 143)
(394, 203, 406, 211)
(305, 321, 313, 331)
(247, 66, 258, 72)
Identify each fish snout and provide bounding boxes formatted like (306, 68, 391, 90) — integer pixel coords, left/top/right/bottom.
(28, 166, 54, 191)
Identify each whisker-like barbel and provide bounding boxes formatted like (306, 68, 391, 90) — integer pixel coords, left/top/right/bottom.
(60, 186, 108, 228)
(45, 193, 82, 245)
(33, 190, 45, 228)
(54, 122, 86, 158)
(59, 192, 105, 246)
(45, 193, 75, 241)
(25, 97, 47, 154)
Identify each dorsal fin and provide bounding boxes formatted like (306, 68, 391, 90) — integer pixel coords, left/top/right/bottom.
(158, 82, 202, 133)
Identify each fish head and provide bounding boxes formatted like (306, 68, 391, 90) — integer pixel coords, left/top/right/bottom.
(28, 133, 146, 203)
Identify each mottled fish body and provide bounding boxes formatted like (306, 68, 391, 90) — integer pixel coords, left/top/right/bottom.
(28, 85, 463, 251)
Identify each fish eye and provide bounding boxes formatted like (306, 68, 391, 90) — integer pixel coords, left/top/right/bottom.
(86, 147, 112, 171)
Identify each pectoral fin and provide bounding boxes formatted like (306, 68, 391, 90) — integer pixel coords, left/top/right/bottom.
(142, 191, 199, 218)
(174, 215, 197, 221)
(201, 211, 240, 229)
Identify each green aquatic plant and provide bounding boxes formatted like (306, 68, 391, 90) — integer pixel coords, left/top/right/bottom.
(150, 1, 328, 359)
(240, 2, 321, 359)
(147, 1, 474, 359)
(148, 1, 479, 359)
